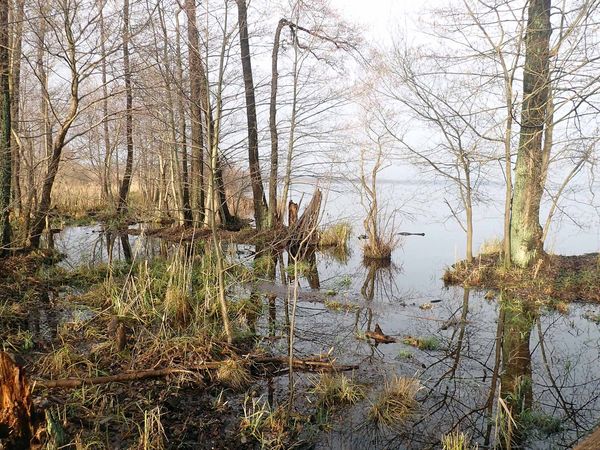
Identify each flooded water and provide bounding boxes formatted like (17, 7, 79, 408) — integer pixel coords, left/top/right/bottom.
(48, 182, 600, 449)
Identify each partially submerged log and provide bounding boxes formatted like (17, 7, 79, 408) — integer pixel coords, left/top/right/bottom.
(0, 352, 34, 448)
(365, 324, 397, 344)
(35, 354, 358, 389)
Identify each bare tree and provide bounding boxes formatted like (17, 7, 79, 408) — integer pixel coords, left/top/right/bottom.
(235, 0, 268, 230)
(0, 0, 11, 253)
(117, 0, 134, 215)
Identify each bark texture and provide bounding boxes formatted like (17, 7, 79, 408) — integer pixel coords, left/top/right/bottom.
(0, 0, 11, 254)
(268, 19, 288, 228)
(510, 0, 552, 267)
(117, 0, 134, 215)
(0, 352, 33, 448)
(236, 0, 268, 230)
(185, 0, 205, 225)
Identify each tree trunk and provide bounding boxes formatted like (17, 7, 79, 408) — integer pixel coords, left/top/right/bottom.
(215, 159, 233, 226)
(268, 19, 288, 228)
(29, 6, 80, 248)
(235, 0, 268, 230)
(117, 0, 134, 215)
(0, 0, 11, 254)
(9, 0, 24, 217)
(280, 25, 299, 223)
(185, 0, 205, 226)
(175, 14, 192, 225)
(509, 0, 551, 267)
(99, 0, 113, 203)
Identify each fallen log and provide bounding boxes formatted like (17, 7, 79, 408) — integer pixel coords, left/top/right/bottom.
(34, 368, 199, 389)
(0, 352, 35, 448)
(34, 355, 357, 389)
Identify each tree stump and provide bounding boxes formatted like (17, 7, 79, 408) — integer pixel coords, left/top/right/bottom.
(0, 351, 33, 448)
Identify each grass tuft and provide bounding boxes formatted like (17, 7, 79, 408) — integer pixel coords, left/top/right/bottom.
(216, 359, 252, 390)
(362, 235, 398, 262)
(319, 222, 352, 248)
(441, 431, 478, 450)
(240, 396, 289, 450)
(311, 373, 365, 408)
(368, 376, 421, 429)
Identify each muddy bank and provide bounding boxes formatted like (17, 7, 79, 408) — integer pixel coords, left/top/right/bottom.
(443, 252, 600, 303)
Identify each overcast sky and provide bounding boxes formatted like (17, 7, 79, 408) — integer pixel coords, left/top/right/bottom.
(328, 0, 436, 43)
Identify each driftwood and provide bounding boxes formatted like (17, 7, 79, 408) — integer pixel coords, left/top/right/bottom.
(288, 189, 322, 255)
(35, 355, 357, 389)
(0, 352, 34, 448)
(365, 324, 397, 344)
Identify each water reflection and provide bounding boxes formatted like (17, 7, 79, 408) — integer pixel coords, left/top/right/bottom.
(44, 225, 168, 267)
(45, 225, 600, 448)
(499, 291, 536, 448)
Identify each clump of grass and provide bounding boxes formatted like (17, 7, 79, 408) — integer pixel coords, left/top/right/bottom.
(584, 312, 600, 324)
(311, 373, 365, 408)
(397, 350, 413, 360)
(368, 376, 421, 429)
(362, 235, 398, 262)
(164, 249, 194, 324)
(216, 359, 252, 390)
(521, 410, 562, 435)
(240, 396, 289, 450)
(253, 255, 276, 278)
(403, 336, 441, 351)
(37, 344, 91, 378)
(319, 222, 352, 248)
(441, 431, 478, 450)
(138, 406, 166, 450)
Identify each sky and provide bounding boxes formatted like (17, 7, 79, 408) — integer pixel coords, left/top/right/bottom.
(328, 0, 436, 43)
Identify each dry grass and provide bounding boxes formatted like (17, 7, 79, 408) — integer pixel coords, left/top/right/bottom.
(443, 252, 600, 303)
(240, 396, 289, 450)
(138, 406, 166, 450)
(368, 376, 421, 429)
(362, 235, 399, 262)
(479, 237, 503, 255)
(215, 359, 252, 390)
(311, 373, 365, 408)
(52, 182, 109, 219)
(319, 222, 352, 248)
